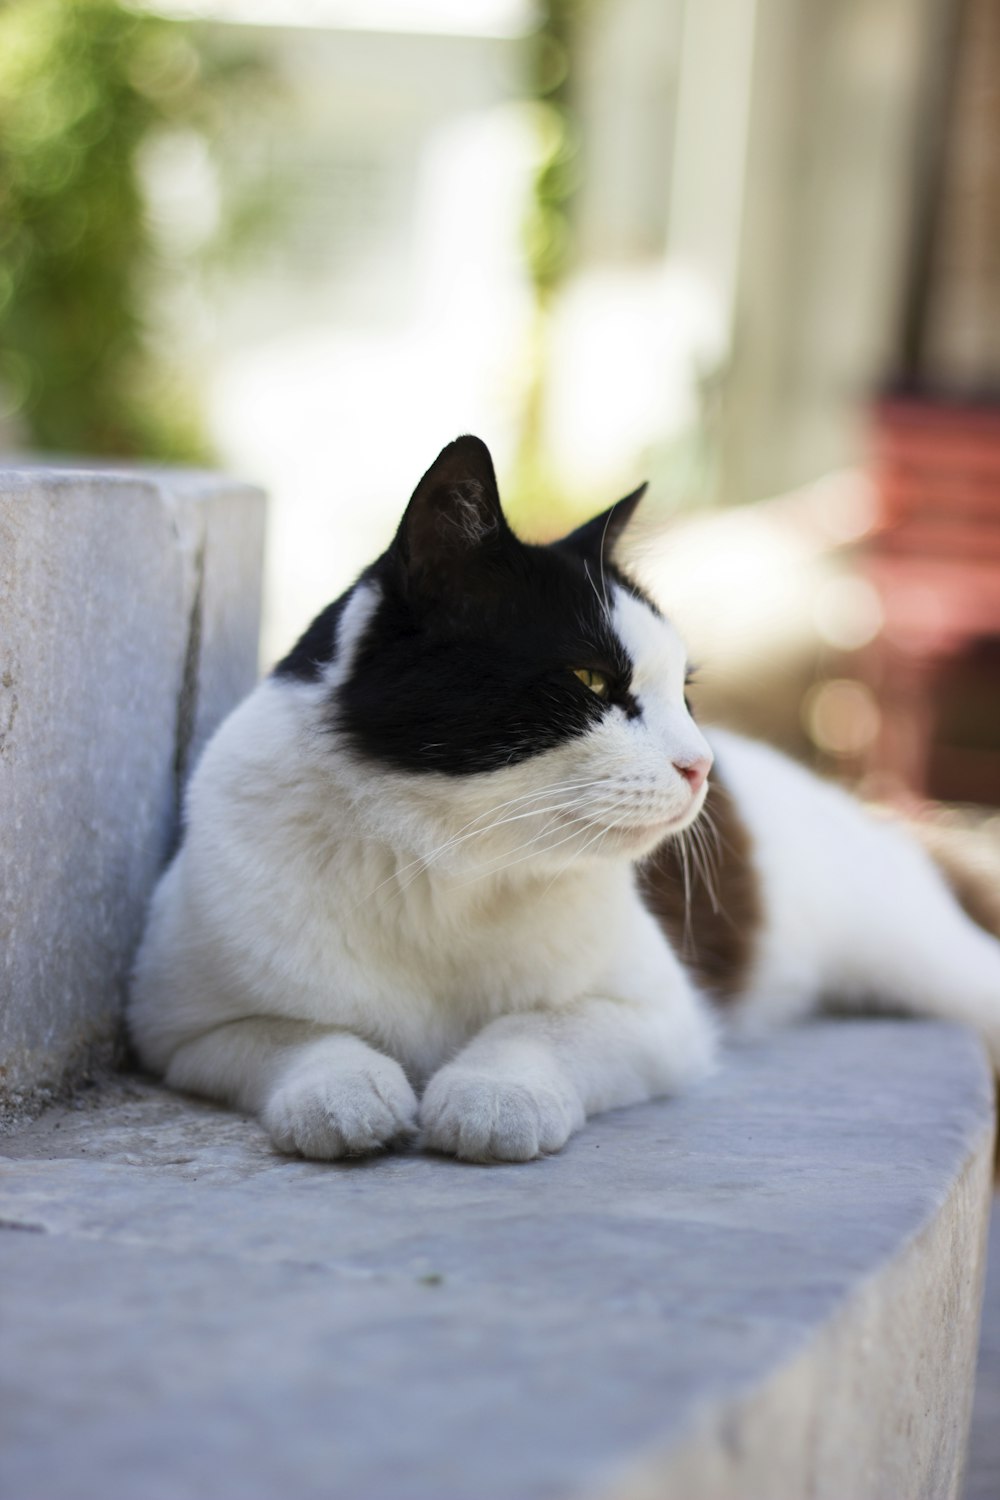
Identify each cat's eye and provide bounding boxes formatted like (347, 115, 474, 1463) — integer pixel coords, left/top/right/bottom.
(573, 668, 610, 699)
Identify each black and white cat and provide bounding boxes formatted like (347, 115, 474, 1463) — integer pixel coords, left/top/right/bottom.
(129, 436, 1000, 1162)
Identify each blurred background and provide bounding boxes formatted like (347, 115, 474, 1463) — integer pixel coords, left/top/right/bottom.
(2, 0, 998, 825)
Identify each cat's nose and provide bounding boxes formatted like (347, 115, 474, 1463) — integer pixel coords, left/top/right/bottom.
(674, 756, 711, 796)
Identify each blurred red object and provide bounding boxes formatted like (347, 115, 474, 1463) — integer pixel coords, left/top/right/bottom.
(864, 396, 1000, 805)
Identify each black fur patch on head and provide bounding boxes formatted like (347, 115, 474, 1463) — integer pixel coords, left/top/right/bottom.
(276, 436, 654, 775)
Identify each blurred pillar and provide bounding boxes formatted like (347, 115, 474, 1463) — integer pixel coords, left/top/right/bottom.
(665, 0, 758, 334)
(915, 0, 1000, 392)
(861, 0, 1000, 807)
(719, 0, 942, 504)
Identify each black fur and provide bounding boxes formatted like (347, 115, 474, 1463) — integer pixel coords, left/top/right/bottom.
(276, 436, 652, 775)
(273, 593, 352, 682)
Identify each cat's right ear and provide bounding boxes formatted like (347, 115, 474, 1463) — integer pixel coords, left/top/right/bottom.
(391, 435, 512, 592)
(558, 483, 648, 565)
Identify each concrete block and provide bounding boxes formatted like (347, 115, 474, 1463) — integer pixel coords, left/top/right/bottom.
(154, 469, 269, 782)
(0, 1021, 993, 1499)
(966, 1195, 1000, 1500)
(0, 466, 264, 1113)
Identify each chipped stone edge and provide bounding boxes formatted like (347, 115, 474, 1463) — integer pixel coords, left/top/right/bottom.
(595, 1089, 997, 1500)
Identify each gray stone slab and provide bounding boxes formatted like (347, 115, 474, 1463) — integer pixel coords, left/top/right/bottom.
(966, 1195, 1000, 1500)
(0, 1020, 993, 1500)
(153, 468, 268, 781)
(0, 466, 264, 1113)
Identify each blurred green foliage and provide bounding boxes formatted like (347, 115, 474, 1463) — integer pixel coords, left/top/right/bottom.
(0, 0, 271, 460)
(524, 0, 584, 296)
(510, 0, 592, 534)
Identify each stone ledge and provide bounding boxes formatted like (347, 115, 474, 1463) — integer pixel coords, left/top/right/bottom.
(0, 465, 265, 1114)
(0, 1020, 993, 1500)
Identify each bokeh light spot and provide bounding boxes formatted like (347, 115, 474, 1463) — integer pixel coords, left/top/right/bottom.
(803, 678, 882, 757)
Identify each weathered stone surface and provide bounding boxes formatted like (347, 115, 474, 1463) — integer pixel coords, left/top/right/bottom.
(0, 1021, 992, 1500)
(0, 466, 264, 1112)
(156, 469, 268, 782)
(966, 1195, 1000, 1500)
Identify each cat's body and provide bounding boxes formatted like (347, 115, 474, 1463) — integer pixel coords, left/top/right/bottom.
(129, 437, 1000, 1161)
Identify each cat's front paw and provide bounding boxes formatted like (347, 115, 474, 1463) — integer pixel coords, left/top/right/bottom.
(263, 1044, 418, 1160)
(420, 1066, 585, 1163)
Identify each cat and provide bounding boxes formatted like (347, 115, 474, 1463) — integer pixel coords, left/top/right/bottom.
(128, 435, 1000, 1163)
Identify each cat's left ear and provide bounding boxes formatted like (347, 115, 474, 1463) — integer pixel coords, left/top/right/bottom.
(393, 434, 512, 588)
(558, 483, 648, 564)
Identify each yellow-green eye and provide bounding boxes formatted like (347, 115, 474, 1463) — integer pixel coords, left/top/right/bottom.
(573, 668, 610, 699)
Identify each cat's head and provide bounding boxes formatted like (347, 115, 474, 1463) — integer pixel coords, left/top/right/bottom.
(276, 436, 712, 874)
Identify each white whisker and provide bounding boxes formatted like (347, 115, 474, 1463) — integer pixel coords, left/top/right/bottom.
(597, 506, 616, 624)
(583, 558, 613, 631)
(389, 797, 612, 902)
(678, 829, 694, 956)
(351, 776, 620, 910)
(454, 810, 609, 890)
(689, 816, 721, 915)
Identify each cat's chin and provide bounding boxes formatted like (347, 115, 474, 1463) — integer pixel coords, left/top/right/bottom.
(591, 786, 711, 856)
(595, 813, 693, 858)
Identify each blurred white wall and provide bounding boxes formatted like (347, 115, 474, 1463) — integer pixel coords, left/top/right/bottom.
(139, 0, 967, 668)
(145, 4, 538, 665)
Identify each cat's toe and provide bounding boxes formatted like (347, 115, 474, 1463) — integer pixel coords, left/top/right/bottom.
(263, 1052, 418, 1160)
(420, 1069, 582, 1163)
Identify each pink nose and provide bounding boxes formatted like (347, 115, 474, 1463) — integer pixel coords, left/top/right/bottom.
(674, 756, 711, 796)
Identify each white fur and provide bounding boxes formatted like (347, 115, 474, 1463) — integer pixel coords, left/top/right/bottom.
(129, 579, 1000, 1163)
(713, 729, 1000, 1063)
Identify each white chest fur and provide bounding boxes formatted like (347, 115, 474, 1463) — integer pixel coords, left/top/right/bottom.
(131, 680, 643, 1085)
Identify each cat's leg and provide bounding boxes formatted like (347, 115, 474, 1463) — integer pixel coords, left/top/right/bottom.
(420, 910, 716, 1162)
(164, 1018, 419, 1159)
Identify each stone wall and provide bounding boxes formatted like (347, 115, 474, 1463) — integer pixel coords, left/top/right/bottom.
(0, 466, 265, 1116)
